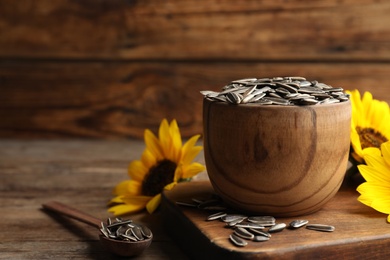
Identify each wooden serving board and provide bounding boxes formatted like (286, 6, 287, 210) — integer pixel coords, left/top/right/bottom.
(161, 181, 390, 259)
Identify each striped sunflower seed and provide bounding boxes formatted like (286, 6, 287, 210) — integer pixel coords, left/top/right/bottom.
(229, 233, 248, 247)
(306, 224, 335, 232)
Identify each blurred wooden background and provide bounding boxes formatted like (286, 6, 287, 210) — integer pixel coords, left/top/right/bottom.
(1, 0, 390, 139)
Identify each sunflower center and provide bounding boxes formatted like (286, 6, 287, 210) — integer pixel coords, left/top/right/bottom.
(142, 159, 177, 196)
(357, 126, 388, 149)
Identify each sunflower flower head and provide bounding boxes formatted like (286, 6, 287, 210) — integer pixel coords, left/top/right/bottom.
(108, 119, 205, 216)
(357, 141, 390, 222)
(346, 90, 390, 163)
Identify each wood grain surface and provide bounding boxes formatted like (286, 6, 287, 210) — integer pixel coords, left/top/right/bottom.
(0, 139, 207, 260)
(1, 0, 390, 138)
(161, 181, 390, 259)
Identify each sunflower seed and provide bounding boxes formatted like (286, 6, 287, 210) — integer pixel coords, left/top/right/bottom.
(206, 211, 227, 221)
(121, 234, 138, 242)
(226, 92, 242, 104)
(227, 217, 246, 227)
(247, 216, 275, 226)
(230, 233, 248, 247)
(221, 214, 247, 223)
(248, 229, 272, 238)
(141, 225, 153, 239)
(100, 228, 109, 238)
(131, 226, 144, 240)
(306, 224, 335, 232)
(268, 223, 287, 233)
(116, 225, 127, 237)
(234, 227, 255, 240)
(253, 235, 270, 242)
(289, 220, 309, 229)
(232, 78, 257, 84)
(235, 222, 265, 229)
(107, 219, 133, 229)
(100, 217, 152, 242)
(201, 76, 349, 106)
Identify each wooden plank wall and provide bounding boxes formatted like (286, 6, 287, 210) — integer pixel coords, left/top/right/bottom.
(1, 0, 390, 139)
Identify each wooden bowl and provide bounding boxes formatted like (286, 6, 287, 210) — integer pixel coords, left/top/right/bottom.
(203, 98, 351, 217)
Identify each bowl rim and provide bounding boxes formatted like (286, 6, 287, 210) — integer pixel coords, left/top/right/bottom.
(203, 97, 350, 109)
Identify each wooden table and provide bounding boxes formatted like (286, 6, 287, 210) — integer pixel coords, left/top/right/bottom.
(0, 139, 209, 259)
(2, 139, 389, 259)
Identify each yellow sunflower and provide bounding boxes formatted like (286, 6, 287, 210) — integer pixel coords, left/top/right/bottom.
(346, 90, 390, 163)
(357, 141, 390, 222)
(108, 119, 205, 215)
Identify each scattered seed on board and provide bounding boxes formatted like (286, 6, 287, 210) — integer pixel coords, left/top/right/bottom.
(247, 216, 275, 226)
(253, 235, 270, 242)
(289, 220, 309, 229)
(230, 233, 248, 247)
(268, 223, 287, 233)
(234, 227, 255, 240)
(235, 222, 265, 229)
(206, 211, 227, 221)
(248, 229, 271, 238)
(200, 76, 350, 106)
(221, 214, 247, 223)
(306, 224, 335, 232)
(175, 196, 335, 248)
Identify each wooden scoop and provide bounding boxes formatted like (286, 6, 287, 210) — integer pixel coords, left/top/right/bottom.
(42, 201, 152, 257)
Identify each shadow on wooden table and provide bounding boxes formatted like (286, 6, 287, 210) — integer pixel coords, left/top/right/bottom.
(41, 208, 129, 260)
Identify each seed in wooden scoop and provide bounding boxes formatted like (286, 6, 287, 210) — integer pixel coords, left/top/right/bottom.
(306, 224, 335, 232)
(130, 226, 144, 240)
(289, 220, 309, 229)
(141, 225, 153, 239)
(229, 233, 248, 247)
(268, 223, 286, 233)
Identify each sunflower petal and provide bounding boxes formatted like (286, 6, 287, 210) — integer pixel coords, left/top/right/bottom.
(145, 129, 163, 160)
(108, 195, 124, 205)
(182, 134, 202, 165)
(158, 119, 171, 158)
(358, 164, 389, 184)
(361, 153, 390, 182)
(108, 203, 145, 216)
(169, 119, 182, 162)
(126, 180, 142, 196)
(164, 182, 177, 190)
(371, 198, 390, 214)
(181, 162, 206, 179)
(113, 180, 132, 195)
(182, 146, 203, 166)
(141, 149, 157, 169)
(128, 160, 148, 181)
(146, 194, 161, 213)
(381, 141, 390, 168)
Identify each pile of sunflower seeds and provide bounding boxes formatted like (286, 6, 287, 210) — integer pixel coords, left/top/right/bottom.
(99, 217, 152, 242)
(200, 76, 349, 106)
(176, 197, 335, 248)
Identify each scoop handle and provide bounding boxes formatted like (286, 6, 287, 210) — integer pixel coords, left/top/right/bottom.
(42, 201, 102, 229)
